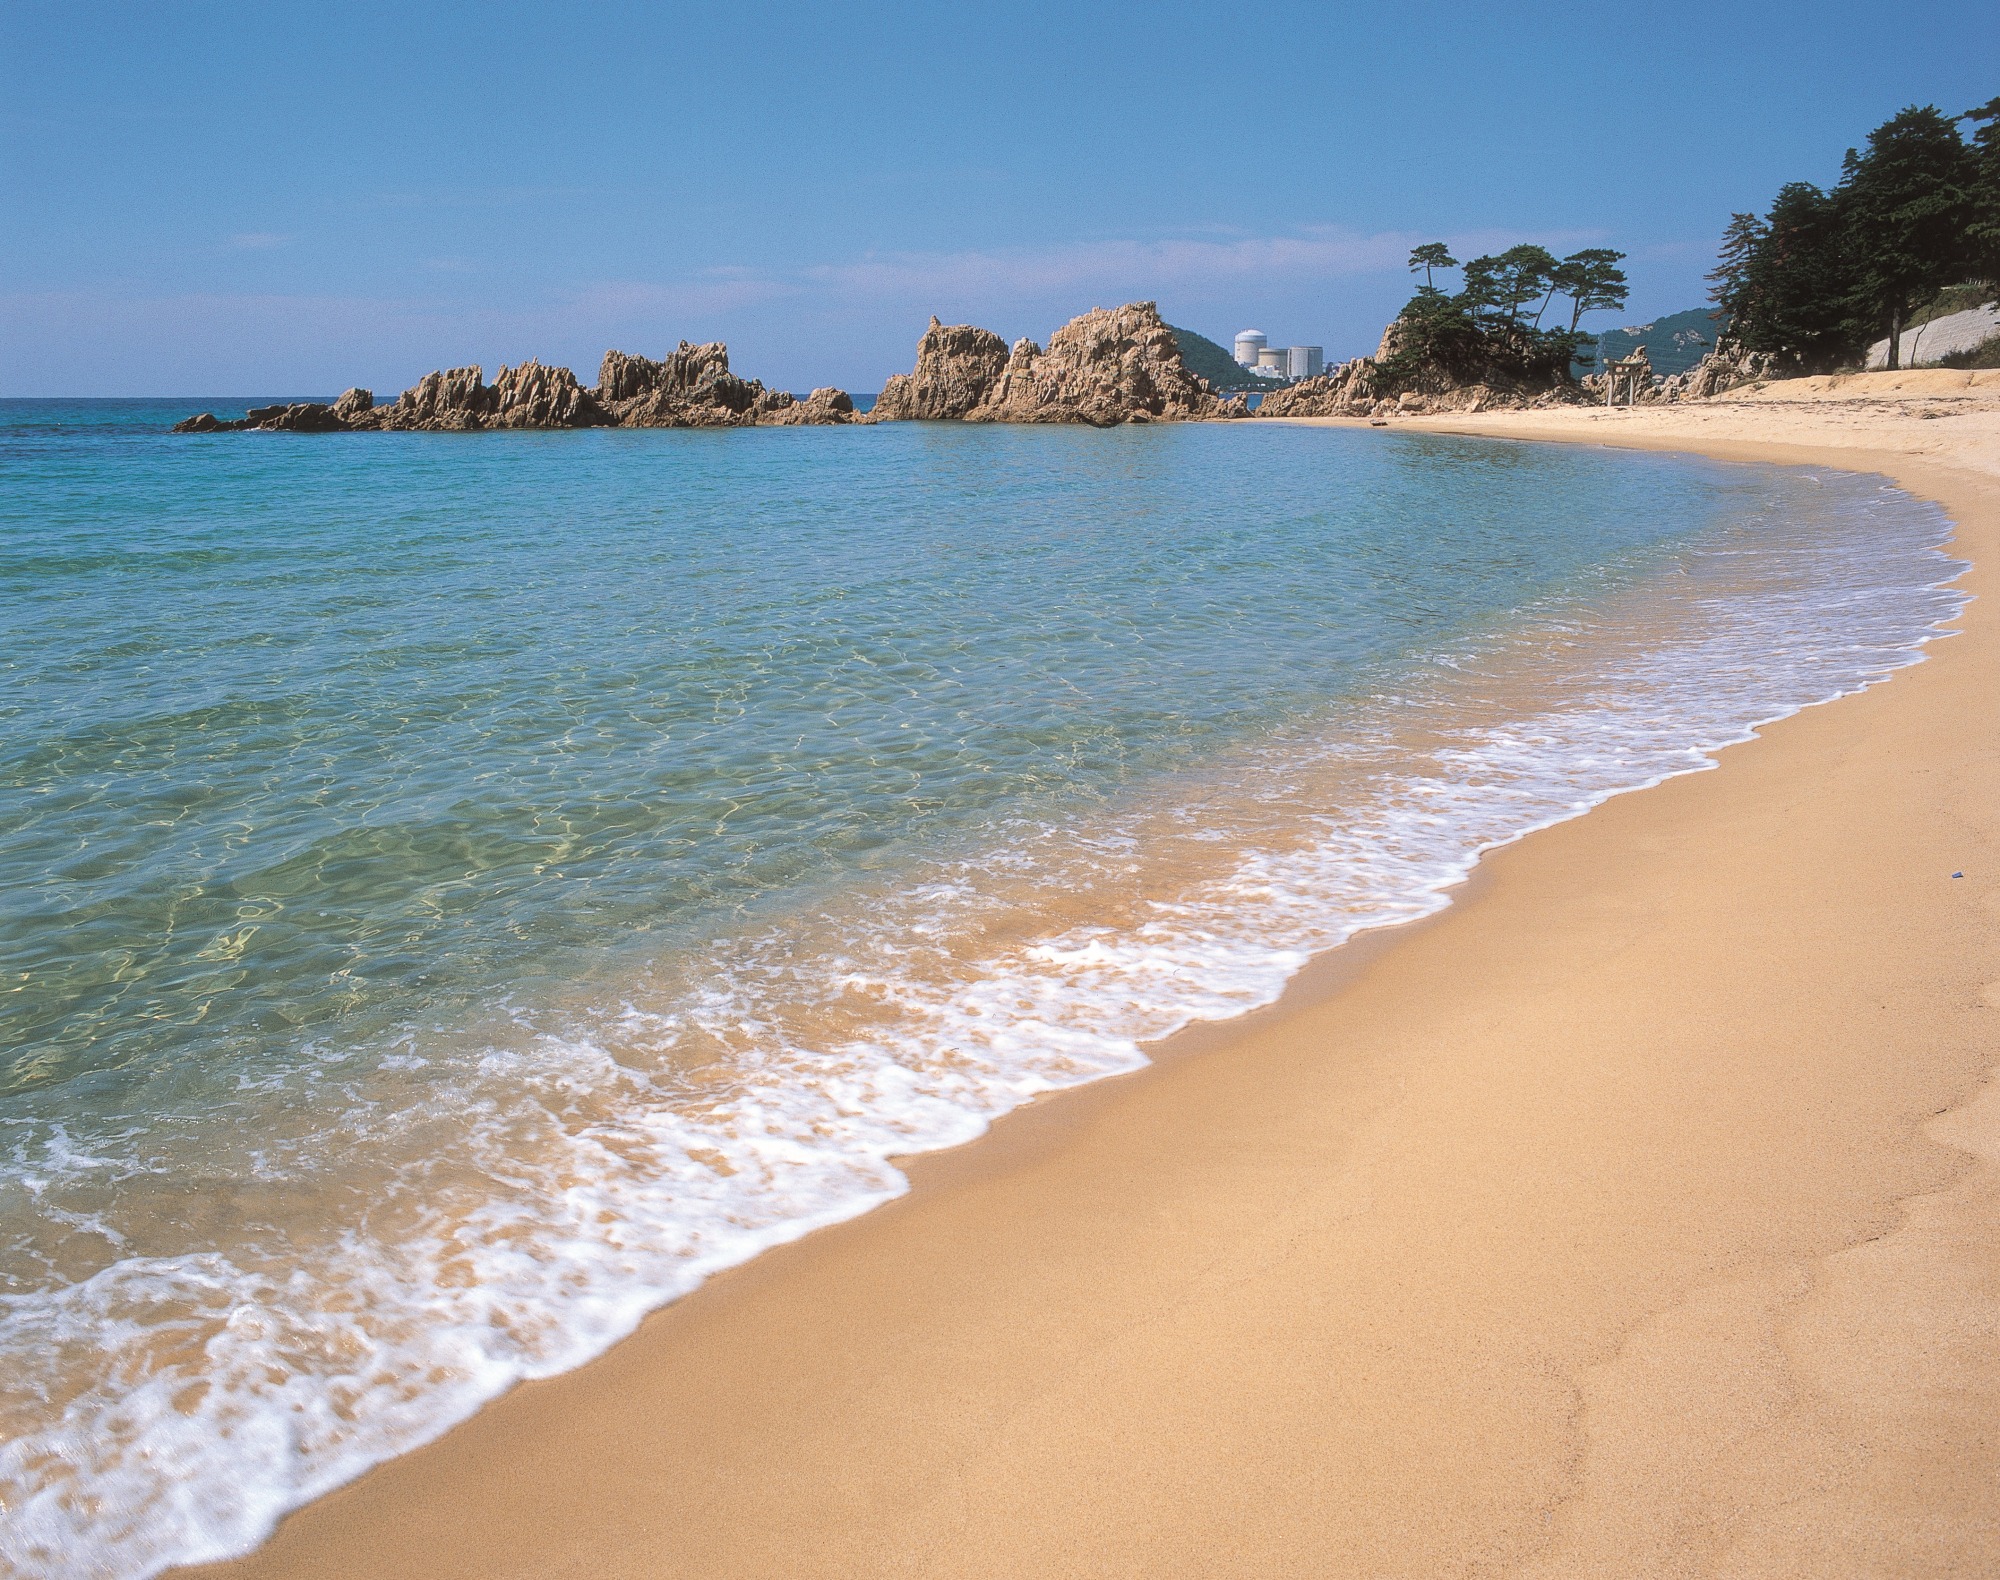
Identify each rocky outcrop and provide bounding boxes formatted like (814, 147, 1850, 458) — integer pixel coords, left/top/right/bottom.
(1252, 358, 1383, 418)
(871, 303, 1240, 426)
(763, 387, 858, 425)
(871, 320, 1011, 421)
(346, 362, 611, 430)
(171, 308, 1249, 434)
(170, 392, 368, 433)
(171, 346, 857, 433)
(1248, 320, 1807, 422)
(1253, 355, 1570, 418)
(173, 367, 613, 433)
(592, 342, 849, 427)
(1660, 346, 1785, 401)
(1571, 346, 1789, 405)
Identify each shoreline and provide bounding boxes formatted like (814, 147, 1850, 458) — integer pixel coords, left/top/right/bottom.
(181, 380, 2000, 1579)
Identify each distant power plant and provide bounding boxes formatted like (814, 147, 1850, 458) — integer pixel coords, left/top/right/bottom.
(1233, 331, 1322, 381)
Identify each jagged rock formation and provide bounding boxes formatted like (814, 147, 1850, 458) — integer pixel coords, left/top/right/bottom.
(1253, 353, 1544, 418)
(333, 387, 375, 423)
(356, 361, 612, 430)
(871, 321, 1011, 420)
(170, 309, 1246, 434)
(171, 346, 855, 433)
(594, 342, 854, 427)
(764, 387, 858, 425)
(1661, 346, 1785, 400)
(597, 342, 773, 425)
(172, 394, 369, 434)
(871, 303, 1242, 426)
(1255, 337, 1797, 419)
(1571, 346, 1789, 405)
(1257, 313, 1603, 420)
(1255, 351, 1596, 417)
(1253, 358, 1383, 418)
(1258, 362, 1589, 417)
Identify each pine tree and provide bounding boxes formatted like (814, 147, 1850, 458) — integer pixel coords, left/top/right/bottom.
(1705, 213, 1767, 336)
(1553, 250, 1629, 333)
(1963, 97, 2000, 292)
(1493, 244, 1559, 329)
(1407, 243, 1458, 290)
(1838, 105, 1982, 368)
(1745, 182, 1864, 373)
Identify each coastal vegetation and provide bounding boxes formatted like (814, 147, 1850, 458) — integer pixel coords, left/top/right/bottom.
(1374, 243, 1630, 394)
(1708, 97, 2000, 371)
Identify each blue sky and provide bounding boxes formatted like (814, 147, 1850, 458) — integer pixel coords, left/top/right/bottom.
(4, 1, 1996, 396)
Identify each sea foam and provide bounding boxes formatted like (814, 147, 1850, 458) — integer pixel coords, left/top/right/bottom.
(0, 445, 1967, 1579)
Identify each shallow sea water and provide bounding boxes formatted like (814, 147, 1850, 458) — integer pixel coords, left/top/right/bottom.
(0, 400, 1966, 1577)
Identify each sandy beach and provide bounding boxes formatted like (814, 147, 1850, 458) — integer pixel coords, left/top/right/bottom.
(181, 370, 2000, 1580)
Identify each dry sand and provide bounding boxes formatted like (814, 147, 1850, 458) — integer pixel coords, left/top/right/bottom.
(184, 372, 2000, 1579)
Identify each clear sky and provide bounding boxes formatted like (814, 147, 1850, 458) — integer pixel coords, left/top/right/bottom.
(4, 1, 1997, 396)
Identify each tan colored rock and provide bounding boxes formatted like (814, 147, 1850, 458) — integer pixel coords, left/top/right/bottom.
(1254, 357, 1382, 418)
(596, 343, 744, 413)
(870, 319, 1011, 421)
(485, 360, 606, 428)
(1669, 346, 1785, 402)
(338, 361, 590, 430)
(967, 302, 1233, 425)
(386, 366, 490, 430)
(243, 401, 352, 432)
(868, 302, 1238, 426)
(357, 361, 609, 430)
(168, 348, 853, 434)
(596, 342, 850, 427)
(762, 387, 858, 426)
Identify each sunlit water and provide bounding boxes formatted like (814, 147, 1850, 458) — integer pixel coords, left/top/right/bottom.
(0, 400, 1966, 1577)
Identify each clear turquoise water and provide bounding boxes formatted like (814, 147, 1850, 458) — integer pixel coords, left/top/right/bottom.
(0, 400, 1963, 1577)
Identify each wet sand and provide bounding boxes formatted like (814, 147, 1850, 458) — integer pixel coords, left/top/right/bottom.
(183, 372, 2000, 1579)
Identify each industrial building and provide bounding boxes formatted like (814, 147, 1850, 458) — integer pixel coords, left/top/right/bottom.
(1233, 331, 1322, 381)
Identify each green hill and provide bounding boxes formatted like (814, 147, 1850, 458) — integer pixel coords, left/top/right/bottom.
(1587, 308, 1722, 376)
(1168, 325, 1272, 393)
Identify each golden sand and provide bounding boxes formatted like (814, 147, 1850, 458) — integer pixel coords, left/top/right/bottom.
(183, 374, 2000, 1579)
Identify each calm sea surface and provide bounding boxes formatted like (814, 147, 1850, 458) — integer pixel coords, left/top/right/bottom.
(0, 400, 1964, 1577)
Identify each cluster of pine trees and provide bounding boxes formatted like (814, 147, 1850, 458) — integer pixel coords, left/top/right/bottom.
(1380, 244, 1630, 390)
(1709, 98, 2000, 372)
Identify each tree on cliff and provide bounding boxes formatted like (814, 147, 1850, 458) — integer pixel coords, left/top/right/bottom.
(1460, 246, 1560, 330)
(1376, 241, 1624, 393)
(1408, 243, 1458, 290)
(1839, 105, 1984, 368)
(1552, 250, 1629, 332)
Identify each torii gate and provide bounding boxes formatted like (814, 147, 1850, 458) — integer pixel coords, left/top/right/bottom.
(1604, 348, 1652, 407)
